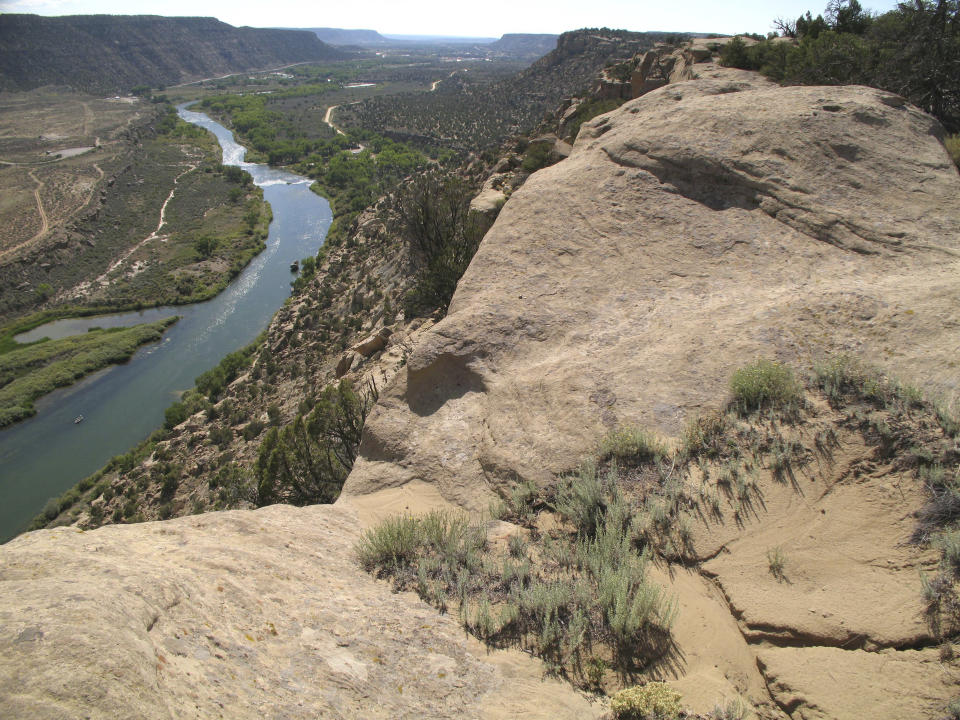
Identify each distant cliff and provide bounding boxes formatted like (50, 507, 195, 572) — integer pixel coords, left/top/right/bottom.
(0, 15, 348, 93)
(307, 27, 389, 45)
(487, 33, 558, 59)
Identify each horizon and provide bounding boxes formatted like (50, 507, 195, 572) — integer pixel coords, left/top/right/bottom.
(0, 0, 903, 38)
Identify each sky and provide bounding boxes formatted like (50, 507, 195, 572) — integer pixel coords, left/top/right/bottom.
(0, 0, 904, 38)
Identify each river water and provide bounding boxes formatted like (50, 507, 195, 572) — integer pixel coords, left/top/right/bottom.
(0, 105, 331, 542)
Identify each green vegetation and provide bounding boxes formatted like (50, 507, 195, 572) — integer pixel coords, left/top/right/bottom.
(729, 359, 803, 414)
(0, 317, 177, 427)
(28, 331, 265, 530)
(561, 97, 626, 141)
(355, 356, 960, 695)
(397, 171, 491, 317)
(0, 103, 273, 322)
(766, 545, 787, 581)
(201, 90, 431, 255)
(610, 683, 683, 720)
(256, 379, 378, 505)
(711, 697, 751, 720)
(359, 460, 680, 682)
(336, 30, 678, 151)
(947, 134, 960, 168)
(599, 426, 669, 465)
(722, 0, 960, 132)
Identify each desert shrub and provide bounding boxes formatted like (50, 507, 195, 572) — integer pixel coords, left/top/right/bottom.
(814, 355, 925, 415)
(555, 463, 609, 537)
(507, 533, 528, 559)
(521, 140, 554, 174)
(610, 682, 682, 720)
(947, 135, 960, 169)
(730, 359, 802, 414)
(712, 697, 751, 720)
(355, 514, 426, 574)
(682, 411, 729, 458)
(767, 545, 787, 581)
(357, 460, 676, 679)
(600, 426, 668, 464)
(946, 697, 960, 720)
(399, 171, 491, 317)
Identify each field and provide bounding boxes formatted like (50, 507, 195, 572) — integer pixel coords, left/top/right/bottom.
(0, 88, 146, 258)
(0, 92, 271, 322)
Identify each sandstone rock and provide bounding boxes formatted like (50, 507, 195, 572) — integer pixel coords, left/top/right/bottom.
(348, 73, 960, 505)
(344, 70, 960, 713)
(0, 507, 602, 719)
(470, 187, 508, 216)
(335, 351, 355, 378)
(351, 326, 393, 357)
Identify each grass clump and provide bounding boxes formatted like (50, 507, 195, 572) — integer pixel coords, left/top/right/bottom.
(712, 697, 751, 720)
(600, 426, 669, 464)
(610, 682, 682, 720)
(681, 411, 730, 459)
(813, 355, 923, 413)
(767, 546, 787, 582)
(729, 359, 802, 414)
(357, 464, 678, 683)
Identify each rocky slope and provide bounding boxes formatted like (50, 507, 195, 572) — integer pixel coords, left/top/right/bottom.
(0, 15, 347, 94)
(3, 62, 960, 718)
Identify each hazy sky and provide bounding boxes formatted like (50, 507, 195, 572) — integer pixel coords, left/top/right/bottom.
(0, 0, 903, 37)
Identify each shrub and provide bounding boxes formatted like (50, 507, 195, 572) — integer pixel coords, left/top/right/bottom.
(730, 359, 802, 414)
(682, 411, 729, 458)
(555, 464, 608, 537)
(610, 682, 683, 720)
(712, 696, 751, 720)
(600, 426, 668, 464)
(767, 545, 787, 581)
(398, 171, 490, 317)
(355, 514, 425, 574)
(947, 135, 960, 170)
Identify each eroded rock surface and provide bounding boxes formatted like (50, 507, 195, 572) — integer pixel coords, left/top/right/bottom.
(0, 505, 602, 720)
(343, 71, 960, 716)
(346, 74, 959, 506)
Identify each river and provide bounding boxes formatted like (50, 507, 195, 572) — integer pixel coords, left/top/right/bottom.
(0, 105, 331, 542)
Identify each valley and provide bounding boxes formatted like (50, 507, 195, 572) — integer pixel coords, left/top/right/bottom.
(1, 5, 960, 719)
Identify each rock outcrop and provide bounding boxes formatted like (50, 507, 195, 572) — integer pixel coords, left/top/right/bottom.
(3, 65, 960, 718)
(0, 503, 601, 719)
(347, 72, 959, 506)
(342, 70, 960, 714)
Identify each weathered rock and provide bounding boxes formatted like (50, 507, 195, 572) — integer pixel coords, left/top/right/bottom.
(470, 187, 508, 216)
(344, 70, 960, 714)
(335, 351, 356, 378)
(0, 506, 602, 720)
(351, 326, 393, 357)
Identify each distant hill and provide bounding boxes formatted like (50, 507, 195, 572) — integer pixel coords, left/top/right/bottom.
(307, 28, 389, 45)
(488, 33, 559, 59)
(0, 15, 349, 93)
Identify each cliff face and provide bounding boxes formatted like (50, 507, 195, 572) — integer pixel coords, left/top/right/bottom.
(0, 15, 347, 93)
(3, 65, 960, 718)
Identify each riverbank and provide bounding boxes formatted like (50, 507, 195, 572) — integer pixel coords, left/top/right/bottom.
(0, 105, 332, 542)
(0, 317, 178, 428)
